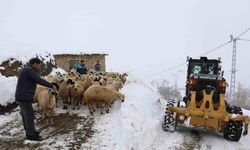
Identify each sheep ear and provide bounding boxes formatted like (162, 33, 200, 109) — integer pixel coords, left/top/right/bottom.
(67, 79, 72, 85)
(52, 91, 57, 95)
(60, 79, 64, 83)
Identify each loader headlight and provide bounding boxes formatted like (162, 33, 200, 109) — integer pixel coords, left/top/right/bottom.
(189, 79, 197, 85)
(218, 81, 226, 88)
(179, 115, 185, 121)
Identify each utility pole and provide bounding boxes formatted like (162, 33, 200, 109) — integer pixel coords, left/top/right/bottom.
(229, 35, 238, 104)
(171, 73, 178, 91)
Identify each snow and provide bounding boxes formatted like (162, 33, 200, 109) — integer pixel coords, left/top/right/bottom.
(0, 75, 17, 105)
(0, 51, 56, 66)
(243, 109, 250, 117)
(81, 75, 184, 150)
(0, 111, 19, 126)
(1, 73, 250, 149)
(49, 67, 67, 76)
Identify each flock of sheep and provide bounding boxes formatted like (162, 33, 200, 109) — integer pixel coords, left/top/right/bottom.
(34, 69, 127, 125)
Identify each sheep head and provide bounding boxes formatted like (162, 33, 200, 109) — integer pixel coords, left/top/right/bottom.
(117, 93, 125, 102)
(48, 89, 58, 97)
(66, 79, 75, 85)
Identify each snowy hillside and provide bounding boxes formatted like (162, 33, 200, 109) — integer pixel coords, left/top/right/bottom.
(1, 74, 250, 150)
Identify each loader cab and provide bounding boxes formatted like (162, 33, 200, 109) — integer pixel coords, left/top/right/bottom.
(184, 57, 226, 103)
(187, 57, 221, 78)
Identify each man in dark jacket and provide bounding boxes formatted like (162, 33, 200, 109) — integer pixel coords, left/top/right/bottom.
(95, 60, 101, 72)
(15, 58, 56, 141)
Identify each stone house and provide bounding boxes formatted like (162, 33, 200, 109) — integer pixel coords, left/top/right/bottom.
(53, 53, 108, 72)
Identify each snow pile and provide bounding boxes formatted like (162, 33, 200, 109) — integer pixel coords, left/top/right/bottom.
(0, 75, 17, 106)
(82, 74, 184, 150)
(243, 109, 250, 117)
(0, 51, 54, 65)
(49, 67, 67, 76)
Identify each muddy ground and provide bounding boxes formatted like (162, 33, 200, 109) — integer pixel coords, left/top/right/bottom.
(0, 112, 95, 150)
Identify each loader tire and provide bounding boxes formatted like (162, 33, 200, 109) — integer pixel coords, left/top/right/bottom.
(162, 99, 178, 132)
(223, 103, 243, 142)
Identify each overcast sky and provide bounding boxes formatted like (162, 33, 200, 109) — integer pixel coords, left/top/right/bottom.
(0, 0, 250, 89)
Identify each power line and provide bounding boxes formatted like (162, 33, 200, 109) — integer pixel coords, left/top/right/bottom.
(236, 28, 250, 38)
(199, 41, 231, 56)
(144, 62, 187, 78)
(238, 38, 250, 42)
(144, 28, 250, 78)
(144, 40, 231, 78)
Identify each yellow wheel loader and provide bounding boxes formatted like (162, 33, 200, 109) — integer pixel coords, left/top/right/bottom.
(162, 57, 249, 141)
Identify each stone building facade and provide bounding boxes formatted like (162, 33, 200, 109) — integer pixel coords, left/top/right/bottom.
(53, 53, 108, 72)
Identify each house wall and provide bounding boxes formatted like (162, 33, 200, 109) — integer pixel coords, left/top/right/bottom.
(53, 54, 107, 72)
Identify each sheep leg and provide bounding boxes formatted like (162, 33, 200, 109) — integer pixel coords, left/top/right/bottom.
(49, 110, 54, 125)
(106, 103, 110, 113)
(100, 103, 105, 114)
(82, 98, 86, 105)
(45, 111, 50, 125)
(88, 104, 94, 115)
(77, 99, 80, 110)
(68, 96, 72, 105)
(91, 103, 96, 113)
(72, 98, 76, 110)
(63, 97, 67, 110)
(55, 97, 58, 108)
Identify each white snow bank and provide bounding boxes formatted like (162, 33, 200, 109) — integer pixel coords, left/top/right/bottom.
(82, 74, 184, 150)
(49, 67, 67, 76)
(0, 51, 57, 69)
(0, 66, 67, 106)
(0, 75, 17, 105)
(243, 109, 250, 117)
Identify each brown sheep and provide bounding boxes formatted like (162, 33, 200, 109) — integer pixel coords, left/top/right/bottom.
(58, 79, 74, 109)
(34, 85, 47, 103)
(70, 81, 85, 110)
(70, 77, 92, 108)
(106, 83, 120, 91)
(84, 85, 125, 114)
(38, 89, 57, 125)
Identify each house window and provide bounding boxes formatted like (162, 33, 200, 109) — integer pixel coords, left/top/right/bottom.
(69, 60, 79, 70)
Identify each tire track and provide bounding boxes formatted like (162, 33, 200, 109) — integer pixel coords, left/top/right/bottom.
(173, 127, 203, 150)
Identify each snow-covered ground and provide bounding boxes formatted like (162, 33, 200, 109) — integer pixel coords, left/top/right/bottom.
(0, 75, 17, 106)
(82, 75, 250, 150)
(1, 74, 250, 150)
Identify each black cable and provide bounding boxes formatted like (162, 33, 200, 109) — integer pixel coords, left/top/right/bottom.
(144, 41, 231, 78)
(199, 41, 231, 56)
(144, 62, 187, 78)
(144, 28, 250, 78)
(238, 38, 250, 42)
(236, 28, 250, 38)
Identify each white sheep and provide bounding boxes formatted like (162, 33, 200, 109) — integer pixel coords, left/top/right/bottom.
(38, 88, 57, 125)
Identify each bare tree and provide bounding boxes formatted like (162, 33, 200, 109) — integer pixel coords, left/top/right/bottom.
(151, 79, 182, 100)
(233, 82, 250, 109)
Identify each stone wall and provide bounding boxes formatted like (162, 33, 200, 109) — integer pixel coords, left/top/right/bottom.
(53, 54, 107, 72)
